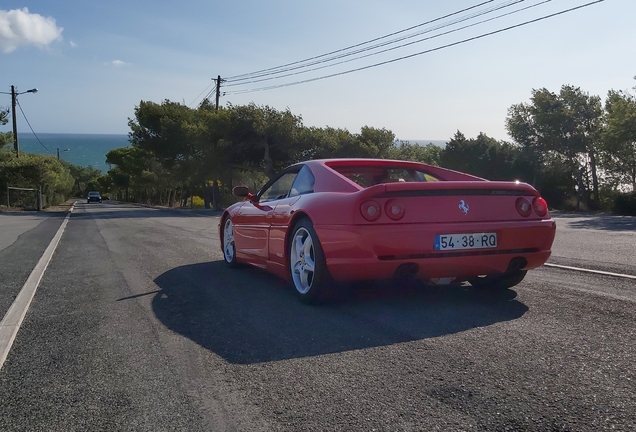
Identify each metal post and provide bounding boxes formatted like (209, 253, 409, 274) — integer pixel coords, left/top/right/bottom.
(11, 85, 19, 157)
(37, 185, 42, 211)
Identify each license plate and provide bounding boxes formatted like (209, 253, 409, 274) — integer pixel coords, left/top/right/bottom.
(434, 233, 497, 251)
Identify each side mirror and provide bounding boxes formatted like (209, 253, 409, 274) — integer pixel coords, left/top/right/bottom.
(232, 186, 250, 197)
(232, 186, 257, 202)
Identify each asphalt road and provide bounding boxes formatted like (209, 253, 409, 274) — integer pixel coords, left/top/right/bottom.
(550, 212, 636, 276)
(0, 203, 634, 431)
(0, 212, 66, 319)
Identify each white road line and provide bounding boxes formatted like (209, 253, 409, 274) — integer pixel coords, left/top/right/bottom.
(544, 263, 636, 280)
(0, 204, 75, 372)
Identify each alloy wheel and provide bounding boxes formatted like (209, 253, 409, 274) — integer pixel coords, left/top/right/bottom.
(223, 218, 235, 263)
(290, 227, 315, 294)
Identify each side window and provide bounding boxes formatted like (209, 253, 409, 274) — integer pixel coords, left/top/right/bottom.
(259, 172, 298, 203)
(288, 166, 315, 197)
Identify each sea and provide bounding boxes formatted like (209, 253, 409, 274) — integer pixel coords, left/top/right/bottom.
(14, 133, 446, 175)
(408, 140, 447, 147)
(16, 133, 130, 174)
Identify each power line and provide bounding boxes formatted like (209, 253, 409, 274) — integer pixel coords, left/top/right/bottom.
(225, 0, 499, 82)
(226, 0, 551, 88)
(16, 100, 49, 152)
(225, 0, 604, 96)
(192, 1, 519, 105)
(226, 0, 526, 85)
(188, 79, 216, 107)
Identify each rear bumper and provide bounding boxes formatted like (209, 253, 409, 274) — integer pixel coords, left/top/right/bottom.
(315, 219, 556, 282)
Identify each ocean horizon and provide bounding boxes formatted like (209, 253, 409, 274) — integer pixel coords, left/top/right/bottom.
(407, 140, 447, 147)
(15, 133, 130, 173)
(12, 133, 447, 174)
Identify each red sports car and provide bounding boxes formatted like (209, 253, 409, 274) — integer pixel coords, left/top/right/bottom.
(219, 158, 556, 303)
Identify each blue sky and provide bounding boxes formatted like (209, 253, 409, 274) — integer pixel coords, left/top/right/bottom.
(1, 0, 634, 142)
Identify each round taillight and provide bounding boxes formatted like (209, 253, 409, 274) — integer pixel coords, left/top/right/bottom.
(515, 197, 532, 217)
(360, 201, 381, 221)
(533, 197, 548, 217)
(384, 199, 405, 221)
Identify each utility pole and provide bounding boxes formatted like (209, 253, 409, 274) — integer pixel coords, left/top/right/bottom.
(3, 85, 37, 157)
(214, 75, 225, 111)
(11, 85, 19, 157)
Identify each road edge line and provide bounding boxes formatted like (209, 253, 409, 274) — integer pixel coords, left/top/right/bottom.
(0, 203, 75, 372)
(544, 263, 636, 280)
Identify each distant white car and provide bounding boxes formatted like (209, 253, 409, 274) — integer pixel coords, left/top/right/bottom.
(87, 191, 102, 203)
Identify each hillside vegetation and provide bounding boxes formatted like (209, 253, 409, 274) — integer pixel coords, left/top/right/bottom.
(2, 82, 635, 214)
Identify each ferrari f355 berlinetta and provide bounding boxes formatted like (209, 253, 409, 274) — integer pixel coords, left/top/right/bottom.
(220, 158, 556, 304)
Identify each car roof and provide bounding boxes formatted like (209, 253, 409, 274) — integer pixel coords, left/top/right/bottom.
(283, 159, 439, 194)
(284, 158, 485, 193)
(297, 158, 432, 168)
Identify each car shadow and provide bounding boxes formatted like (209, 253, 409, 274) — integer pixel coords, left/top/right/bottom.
(152, 261, 528, 365)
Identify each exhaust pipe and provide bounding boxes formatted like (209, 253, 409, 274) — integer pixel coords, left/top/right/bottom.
(507, 257, 527, 272)
(394, 263, 419, 279)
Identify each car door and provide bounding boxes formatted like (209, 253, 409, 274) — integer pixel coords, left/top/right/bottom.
(233, 170, 299, 264)
(268, 165, 316, 266)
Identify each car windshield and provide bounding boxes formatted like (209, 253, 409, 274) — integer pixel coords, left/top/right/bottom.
(88, 192, 100, 196)
(328, 165, 440, 188)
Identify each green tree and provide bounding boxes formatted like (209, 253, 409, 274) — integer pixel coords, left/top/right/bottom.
(128, 100, 195, 167)
(296, 126, 357, 160)
(0, 107, 11, 149)
(390, 141, 442, 165)
(0, 108, 8, 125)
(87, 174, 114, 197)
(440, 131, 519, 181)
(602, 89, 636, 191)
(65, 163, 102, 196)
(105, 147, 153, 201)
(357, 126, 396, 158)
(128, 100, 225, 206)
(185, 105, 232, 208)
(506, 85, 603, 210)
(224, 103, 304, 179)
(0, 152, 73, 206)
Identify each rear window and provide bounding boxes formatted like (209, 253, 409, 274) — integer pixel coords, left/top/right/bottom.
(329, 165, 440, 188)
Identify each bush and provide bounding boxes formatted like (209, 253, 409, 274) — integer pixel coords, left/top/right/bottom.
(613, 192, 636, 215)
(598, 187, 621, 212)
(0, 150, 73, 208)
(186, 195, 205, 208)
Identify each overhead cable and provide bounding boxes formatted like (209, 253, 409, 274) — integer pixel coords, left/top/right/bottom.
(224, 0, 497, 82)
(227, 0, 553, 88)
(16, 100, 49, 152)
(188, 80, 216, 107)
(224, 1, 604, 96)
(226, 0, 527, 85)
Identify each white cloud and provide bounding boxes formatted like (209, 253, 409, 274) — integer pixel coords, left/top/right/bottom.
(108, 60, 130, 67)
(70, 40, 77, 48)
(0, 8, 63, 53)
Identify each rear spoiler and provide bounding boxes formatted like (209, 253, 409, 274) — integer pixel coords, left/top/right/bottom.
(357, 181, 539, 199)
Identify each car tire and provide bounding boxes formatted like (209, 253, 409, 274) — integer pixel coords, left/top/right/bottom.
(469, 270, 527, 291)
(222, 217, 238, 267)
(288, 218, 332, 304)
